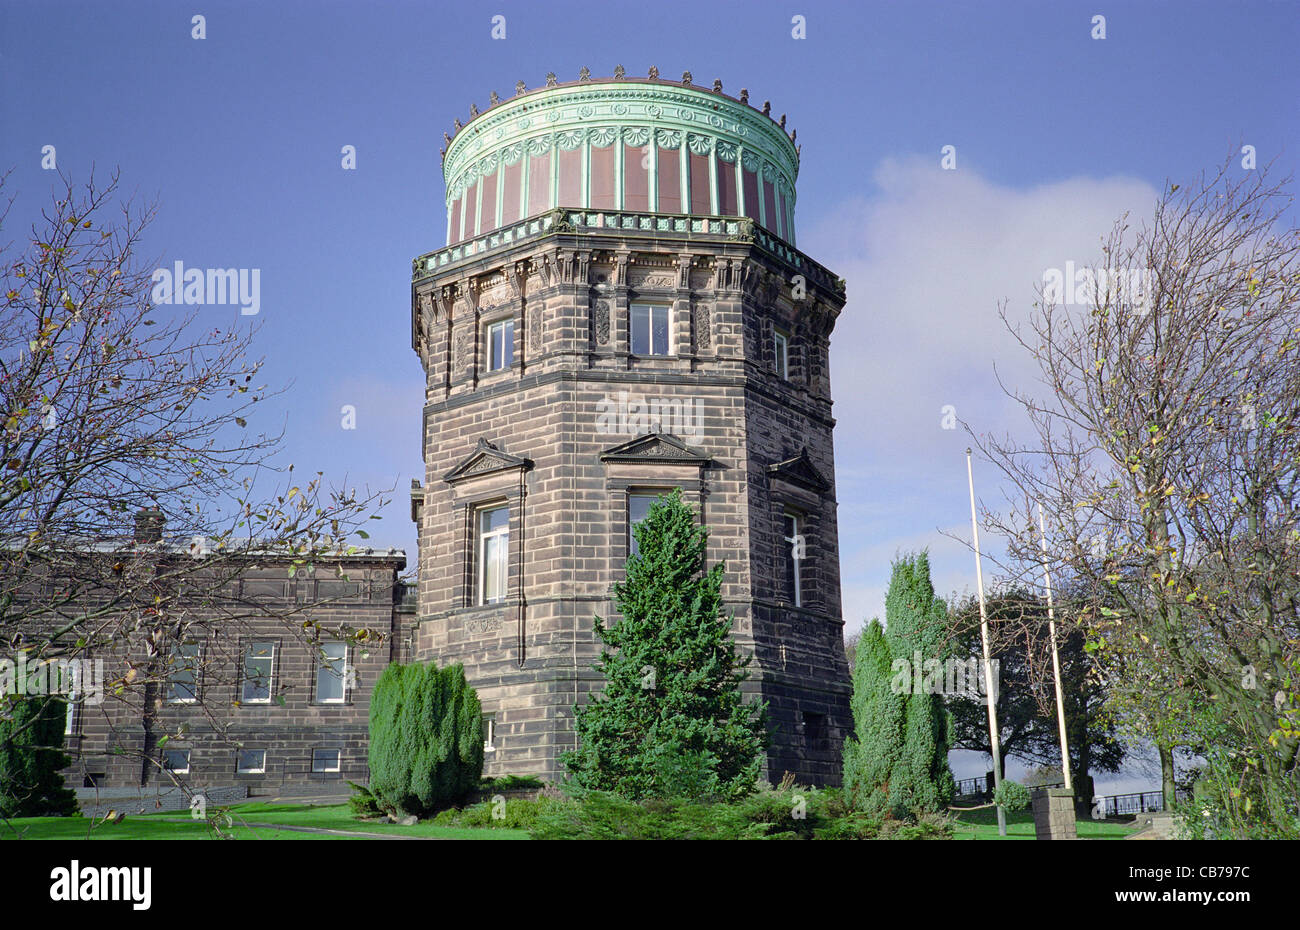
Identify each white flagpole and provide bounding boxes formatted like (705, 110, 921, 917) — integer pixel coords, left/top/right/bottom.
(966, 449, 1006, 836)
(1037, 503, 1073, 792)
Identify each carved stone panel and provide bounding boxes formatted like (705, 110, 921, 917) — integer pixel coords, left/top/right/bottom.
(594, 298, 610, 346)
(453, 324, 472, 374)
(693, 300, 712, 353)
(629, 269, 676, 290)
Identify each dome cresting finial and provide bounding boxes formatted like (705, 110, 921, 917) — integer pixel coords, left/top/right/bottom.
(579, 66, 591, 81)
(712, 78, 723, 93)
(470, 102, 479, 117)
(545, 71, 557, 87)
(762, 100, 771, 116)
(739, 88, 749, 104)
(648, 65, 659, 79)
(489, 90, 499, 106)
(614, 64, 625, 79)
(515, 80, 526, 95)
(681, 70, 692, 85)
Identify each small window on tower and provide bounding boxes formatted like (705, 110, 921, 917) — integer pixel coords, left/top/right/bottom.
(487, 319, 515, 371)
(630, 305, 671, 356)
(774, 330, 790, 380)
(627, 492, 665, 558)
(477, 504, 510, 605)
(783, 511, 803, 608)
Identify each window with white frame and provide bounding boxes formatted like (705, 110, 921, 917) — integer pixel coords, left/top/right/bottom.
(783, 511, 803, 608)
(483, 714, 496, 752)
(237, 749, 267, 774)
(167, 643, 201, 703)
(312, 748, 341, 773)
(487, 319, 515, 371)
(162, 748, 190, 774)
(774, 330, 790, 380)
(630, 304, 671, 356)
(315, 643, 348, 704)
(477, 504, 510, 605)
(241, 642, 275, 703)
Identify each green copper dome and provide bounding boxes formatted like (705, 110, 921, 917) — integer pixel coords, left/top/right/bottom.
(439, 70, 802, 247)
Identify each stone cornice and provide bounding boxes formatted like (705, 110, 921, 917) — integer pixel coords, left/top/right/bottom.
(411, 209, 845, 306)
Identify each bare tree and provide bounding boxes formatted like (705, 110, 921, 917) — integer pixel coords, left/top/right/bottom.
(0, 170, 392, 809)
(970, 155, 1300, 836)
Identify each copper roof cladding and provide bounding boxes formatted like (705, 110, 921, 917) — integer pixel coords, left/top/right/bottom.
(438, 69, 803, 248)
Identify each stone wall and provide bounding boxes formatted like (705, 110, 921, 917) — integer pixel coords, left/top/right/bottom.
(42, 554, 410, 794)
(412, 223, 850, 785)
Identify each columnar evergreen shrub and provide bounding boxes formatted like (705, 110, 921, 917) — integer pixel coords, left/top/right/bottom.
(842, 553, 956, 817)
(841, 620, 903, 813)
(0, 696, 78, 817)
(562, 489, 767, 801)
(367, 662, 483, 817)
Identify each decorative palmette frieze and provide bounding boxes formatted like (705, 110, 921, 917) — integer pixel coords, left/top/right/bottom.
(500, 142, 524, 165)
(556, 129, 585, 150)
(656, 128, 681, 149)
(622, 126, 650, 147)
(589, 126, 618, 147)
(716, 141, 738, 163)
(525, 134, 554, 156)
(686, 133, 712, 156)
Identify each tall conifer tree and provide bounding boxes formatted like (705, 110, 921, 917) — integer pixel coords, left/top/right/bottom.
(843, 552, 955, 817)
(563, 490, 767, 800)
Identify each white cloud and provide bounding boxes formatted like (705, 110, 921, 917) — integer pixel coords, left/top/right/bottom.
(813, 158, 1159, 635)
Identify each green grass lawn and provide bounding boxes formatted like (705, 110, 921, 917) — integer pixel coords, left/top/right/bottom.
(1, 802, 529, 841)
(2, 800, 1142, 841)
(949, 806, 1139, 839)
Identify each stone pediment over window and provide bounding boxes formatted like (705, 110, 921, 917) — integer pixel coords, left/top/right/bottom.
(767, 448, 830, 493)
(443, 438, 533, 484)
(599, 432, 711, 466)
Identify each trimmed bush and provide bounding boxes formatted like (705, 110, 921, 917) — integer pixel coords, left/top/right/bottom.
(0, 696, 78, 818)
(479, 774, 545, 792)
(346, 781, 385, 818)
(367, 662, 483, 818)
(525, 787, 953, 840)
(994, 779, 1032, 813)
(432, 794, 561, 831)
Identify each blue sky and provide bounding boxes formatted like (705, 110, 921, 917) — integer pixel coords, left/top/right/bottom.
(3, 0, 1297, 787)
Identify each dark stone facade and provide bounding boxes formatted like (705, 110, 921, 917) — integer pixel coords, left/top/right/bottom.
(32, 550, 412, 796)
(410, 218, 851, 785)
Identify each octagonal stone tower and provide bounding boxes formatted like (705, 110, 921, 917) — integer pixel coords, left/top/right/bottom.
(409, 70, 850, 785)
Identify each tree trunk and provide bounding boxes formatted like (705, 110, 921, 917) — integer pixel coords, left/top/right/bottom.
(1158, 743, 1176, 810)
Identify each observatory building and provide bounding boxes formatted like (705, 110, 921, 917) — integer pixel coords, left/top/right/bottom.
(409, 68, 850, 785)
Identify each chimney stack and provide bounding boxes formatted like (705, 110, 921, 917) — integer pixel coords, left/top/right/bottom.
(134, 507, 165, 543)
